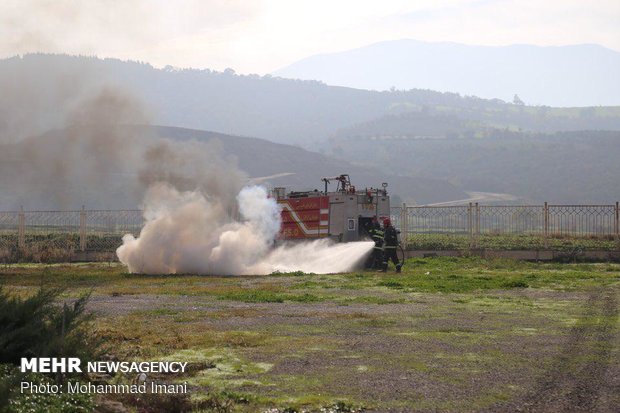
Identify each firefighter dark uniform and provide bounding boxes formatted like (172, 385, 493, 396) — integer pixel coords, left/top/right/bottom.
(368, 219, 384, 269)
(382, 218, 402, 273)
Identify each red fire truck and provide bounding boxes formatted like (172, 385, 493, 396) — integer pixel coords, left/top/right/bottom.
(272, 174, 391, 242)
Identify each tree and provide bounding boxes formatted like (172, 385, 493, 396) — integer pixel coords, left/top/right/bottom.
(513, 94, 524, 105)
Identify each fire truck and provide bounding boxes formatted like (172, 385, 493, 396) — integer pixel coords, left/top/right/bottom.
(272, 174, 391, 242)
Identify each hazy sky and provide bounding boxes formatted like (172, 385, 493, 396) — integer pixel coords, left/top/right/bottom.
(1, 0, 618, 74)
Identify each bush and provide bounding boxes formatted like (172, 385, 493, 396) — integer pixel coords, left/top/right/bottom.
(501, 280, 529, 288)
(0, 288, 100, 412)
(0, 287, 100, 366)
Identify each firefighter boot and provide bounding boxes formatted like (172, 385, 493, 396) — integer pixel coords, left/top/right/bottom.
(396, 263, 402, 273)
(381, 262, 388, 272)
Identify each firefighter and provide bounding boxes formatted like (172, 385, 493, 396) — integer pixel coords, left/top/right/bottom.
(382, 218, 402, 273)
(367, 216, 384, 269)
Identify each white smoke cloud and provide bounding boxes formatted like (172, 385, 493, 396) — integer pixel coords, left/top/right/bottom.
(116, 183, 373, 275)
(207, 185, 282, 275)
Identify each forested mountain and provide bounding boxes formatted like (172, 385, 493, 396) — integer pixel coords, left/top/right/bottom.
(328, 130, 620, 204)
(153, 126, 465, 204)
(275, 40, 620, 107)
(0, 125, 465, 210)
(2, 54, 619, 149)
(1, 54, 619, 205)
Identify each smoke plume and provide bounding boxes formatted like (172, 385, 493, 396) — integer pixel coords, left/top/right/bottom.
(0, 86, 153, 209)
(0, 61, 372, 275)
(116, 183, 373, 275)
(0, 81, 247, 210)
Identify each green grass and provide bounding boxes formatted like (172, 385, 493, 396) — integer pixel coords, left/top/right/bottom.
(407, 233, 619, 251)
(1, 257, 619, 296)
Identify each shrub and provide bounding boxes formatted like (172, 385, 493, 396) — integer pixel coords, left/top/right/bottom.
(0, 288, 100, 412)
(0, 287, 100, 366)
(501, 280, 529, 288)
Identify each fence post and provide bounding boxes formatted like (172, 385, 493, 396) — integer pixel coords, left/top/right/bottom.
(79, 206, 86, 251)
(400, 203, 408, 249)
(468, 202, 473, 249)
(18, 206, 25, 250)
(543, 202, 549, 249)
(615, 201, 619, 248)
(475, 202, 480, 249)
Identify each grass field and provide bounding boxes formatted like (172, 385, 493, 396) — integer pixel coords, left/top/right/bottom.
(1, 257, 620, 412)
(408, 233, 620, 251)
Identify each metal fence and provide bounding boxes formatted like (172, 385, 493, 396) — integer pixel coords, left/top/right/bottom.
(0, 203, 619, 262)
(0, 207, 142, 261)
(390, 202, 620, 250)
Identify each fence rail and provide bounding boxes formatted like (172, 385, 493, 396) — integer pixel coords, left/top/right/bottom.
(0, 203, 619, 262)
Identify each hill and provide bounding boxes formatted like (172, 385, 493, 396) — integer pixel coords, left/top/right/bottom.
(147, 125, 467, 205)
(1, 54, 619, 206)
(328, 128, 620, 204)
(274, 39, 620, 107)
(0, 125, 465, 210)
(2, 54, 619, 150)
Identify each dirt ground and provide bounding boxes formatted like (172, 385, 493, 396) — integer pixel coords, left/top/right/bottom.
(2, 259, 620, 412)
(85, 289, 619, 412)
(491, 288, 620, 413)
